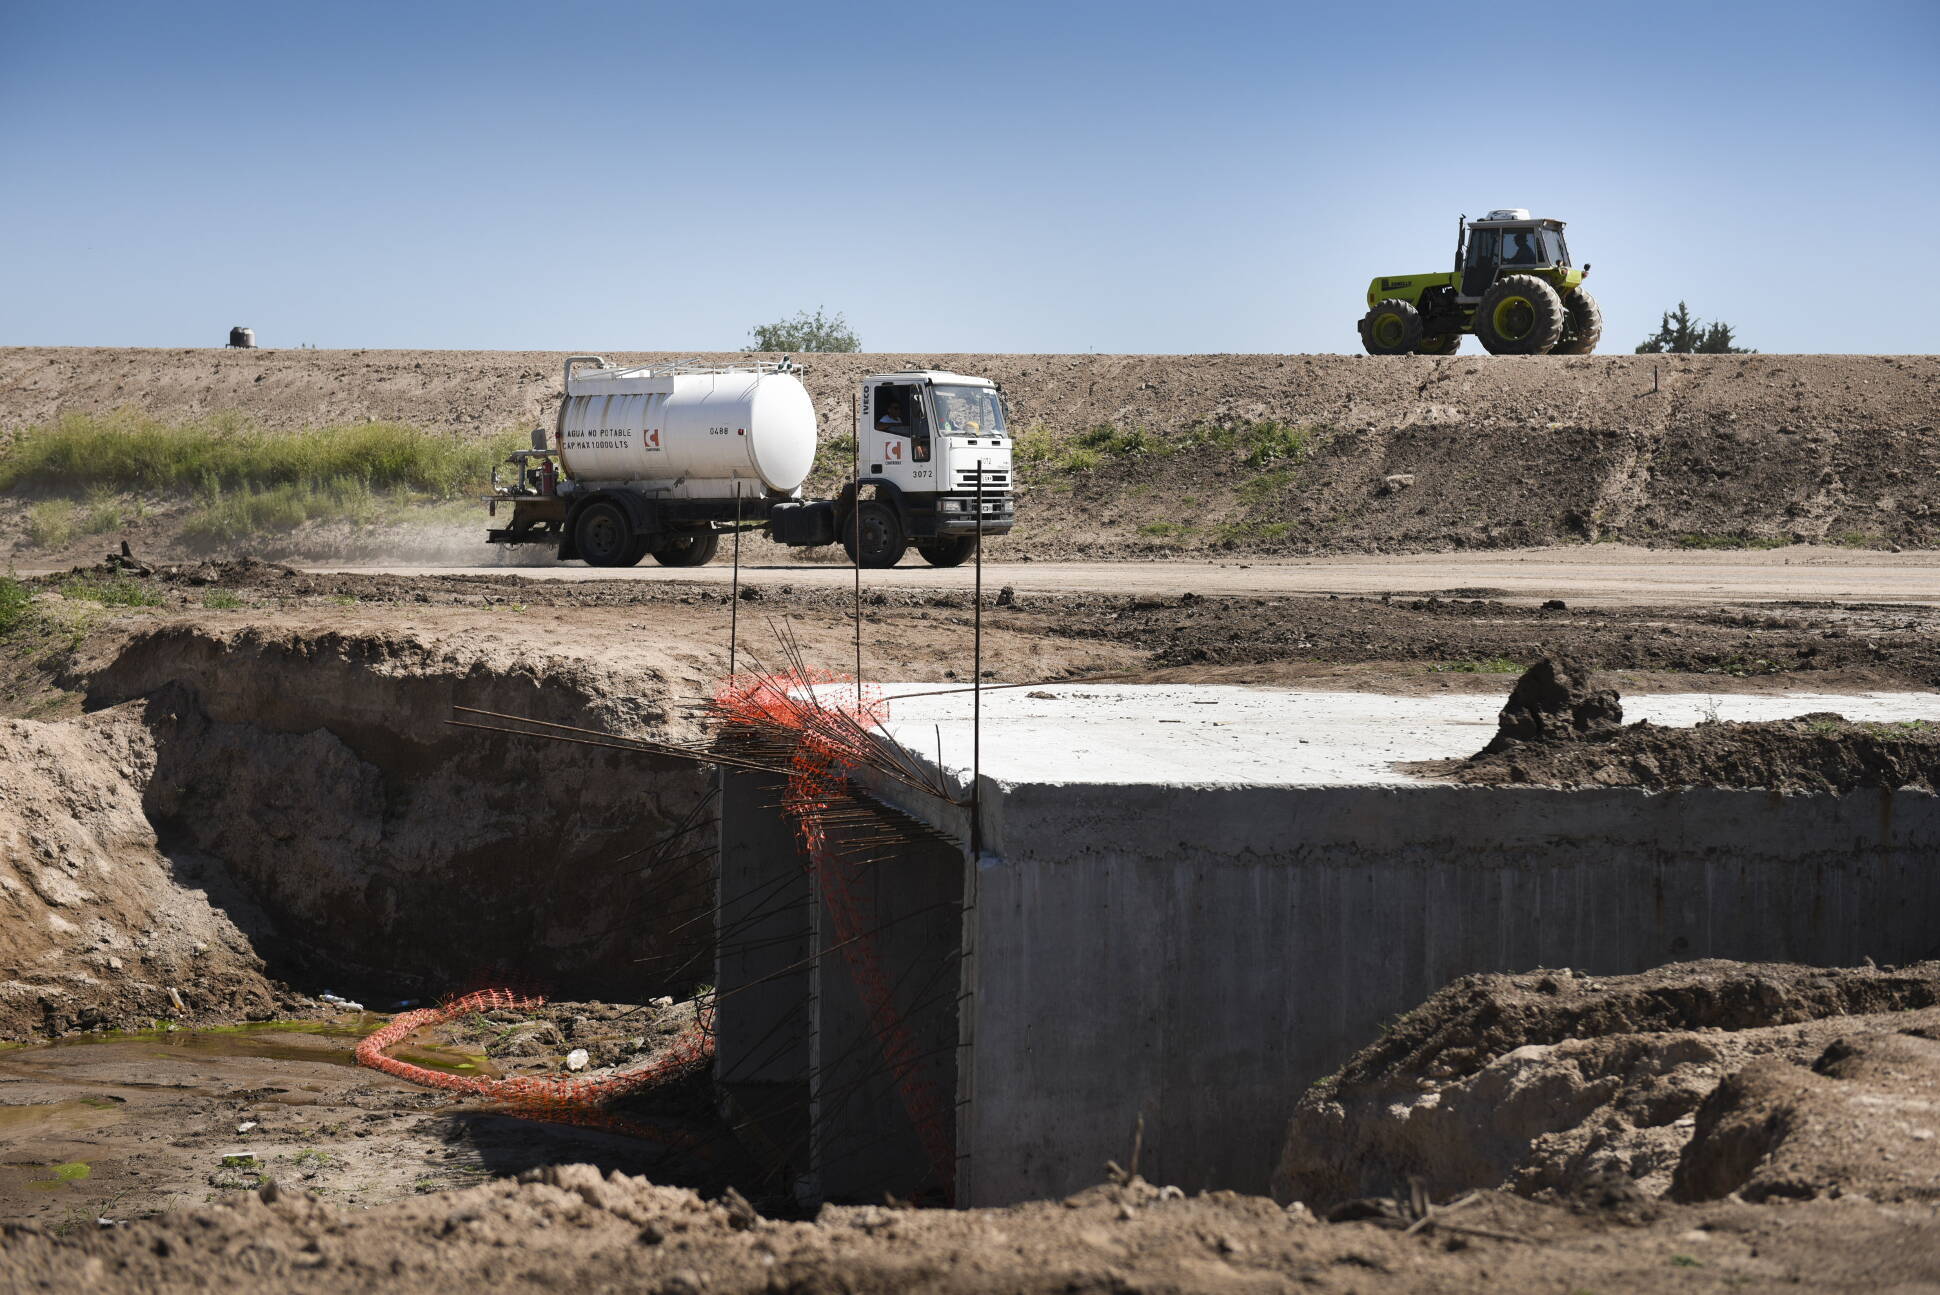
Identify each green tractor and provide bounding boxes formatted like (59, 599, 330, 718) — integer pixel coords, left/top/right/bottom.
(1358, 210, 1600, 356)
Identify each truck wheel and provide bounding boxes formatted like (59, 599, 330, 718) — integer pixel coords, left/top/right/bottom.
(574, 501, 635, 567)
(1358, 299, 1423, 355)
(1414, 333, 1461, 355)
(652, 530, 719, 567)
(1552, 288, 1603, 355)
(1473, 274, 1565, 354)
(916, 536, 978, 568)
(843, 500, 906, 568)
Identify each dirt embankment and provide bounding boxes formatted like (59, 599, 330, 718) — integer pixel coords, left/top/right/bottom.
(0, 611, 721, 1038)
(4, 347, 1939, 559)
(1279, 959, 1940, 1210)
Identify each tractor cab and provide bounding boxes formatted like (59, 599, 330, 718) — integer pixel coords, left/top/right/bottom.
(1358, 208, 1601, 357)
(1458, 210, 1574, 300)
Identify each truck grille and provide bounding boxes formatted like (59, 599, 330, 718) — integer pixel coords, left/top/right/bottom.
(955, 468, 1010, 490)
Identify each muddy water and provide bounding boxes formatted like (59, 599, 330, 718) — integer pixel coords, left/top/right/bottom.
(0, 1018, 732, 1230)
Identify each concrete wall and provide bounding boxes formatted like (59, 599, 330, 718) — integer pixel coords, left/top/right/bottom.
(957, 781, 1940, 1206)
(714, 771, 813, 1185)
(721, 761, 1940, 1209)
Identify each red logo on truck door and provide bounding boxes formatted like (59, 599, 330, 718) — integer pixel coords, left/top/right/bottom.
(883, 441, 902, 462)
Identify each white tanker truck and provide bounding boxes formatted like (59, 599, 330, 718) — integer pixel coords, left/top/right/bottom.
(486, 357, 1015, 568)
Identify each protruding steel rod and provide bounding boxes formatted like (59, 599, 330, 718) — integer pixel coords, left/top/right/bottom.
(730, 481, 742, 676)
(971, 457, 984, 859)
(852, 389, 863, 687)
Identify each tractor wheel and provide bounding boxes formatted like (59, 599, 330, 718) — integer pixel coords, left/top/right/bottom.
(1474, 274, 1566, 355)
(1414, 333, 1461, 356)
(1358, 299, 1424, 356)
(916, 536, 978, 568)
(574, 501, 636, 567)
(842, 500, 907, 568)
(1552, 288, 1603, 355)
(652, 530, 719, 567)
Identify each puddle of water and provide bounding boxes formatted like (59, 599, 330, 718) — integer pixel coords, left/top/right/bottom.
(389, 1044, 498, 1078)
(0, 1099, 126, 1137)
(30, 1018, 386, 1069)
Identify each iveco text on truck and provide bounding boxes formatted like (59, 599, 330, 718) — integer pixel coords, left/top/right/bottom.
(486, 357, 1016, 568)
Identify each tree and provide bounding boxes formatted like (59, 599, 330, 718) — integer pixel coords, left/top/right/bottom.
(1635, 301, 1755, 354)
(744, 307, 859, 353)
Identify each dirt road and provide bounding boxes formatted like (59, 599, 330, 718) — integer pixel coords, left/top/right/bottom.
(289, 545, 1940, 609)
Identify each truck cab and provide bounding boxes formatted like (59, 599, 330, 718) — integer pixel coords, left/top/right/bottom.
(848, 370, 1015, 567)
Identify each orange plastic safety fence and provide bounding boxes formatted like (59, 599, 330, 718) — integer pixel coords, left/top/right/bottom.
(355, 988, 714, 1114)
(712, 671, 958, 1200)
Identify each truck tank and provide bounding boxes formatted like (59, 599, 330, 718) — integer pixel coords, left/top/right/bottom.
(557, 360, 817, 499)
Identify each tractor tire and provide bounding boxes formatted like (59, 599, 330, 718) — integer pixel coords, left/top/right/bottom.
(1414, 333, 1461, 355)
(652, 530, 719, 567)
(574, 500, 637, 567)
(1552, 288, 1603, 355)
(843, 500, 907, 568)
(916, 535, 978, 568)
(1358, 299, 1424, 355)
(1473, 274, 1566, 355)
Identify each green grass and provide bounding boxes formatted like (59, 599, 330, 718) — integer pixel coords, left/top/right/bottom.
(57, 575, 165, 607)
(1137, 521, 1192, 538)
(1012, 419, 1328, 484)
(200, 589, 246, 610)
(0, 577, 33, 635)
(1672, 532, 1792, 551)
(0, 410, 519, 497)
(180, 476, 379, 543)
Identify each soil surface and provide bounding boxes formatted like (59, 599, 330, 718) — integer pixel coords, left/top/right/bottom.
(6, 554, 1940, 1288)
(6, 348, 1940, 562)
(0, 998, 730, 1233)
(1280, 959, 1940, 1210)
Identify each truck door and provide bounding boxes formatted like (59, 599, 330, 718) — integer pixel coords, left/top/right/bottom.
(1460, 228, 1499, 299)
(871, 383, 931, 474)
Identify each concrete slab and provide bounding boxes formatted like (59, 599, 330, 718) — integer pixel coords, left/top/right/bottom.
(873, 685, 1940, 790)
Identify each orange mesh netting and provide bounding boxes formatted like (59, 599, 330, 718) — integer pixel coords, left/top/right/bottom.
(355, 988, 714, 1112)
(711, 670, 958, 1200)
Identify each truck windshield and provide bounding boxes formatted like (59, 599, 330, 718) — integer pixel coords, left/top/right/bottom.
(930, 385, 1006, 435)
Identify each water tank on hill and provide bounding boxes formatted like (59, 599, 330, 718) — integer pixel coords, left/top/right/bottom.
(227, 326, 256, 349)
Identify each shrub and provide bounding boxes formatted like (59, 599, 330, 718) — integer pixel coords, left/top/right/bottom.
(0, 411, 516, 498)
(26, 500, 75, 548)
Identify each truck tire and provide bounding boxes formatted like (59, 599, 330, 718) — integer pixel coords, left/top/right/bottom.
(1358, 299, 1423, 355)
(1414, 333, 1461, 355)
(1473, 274, 1565, 355)
(574, 500, 636, 567)
(916, 535, 978, 568)
(843, 500, 906, 568)
(652, 530, 719, 567)
(1552, 288, 1603, 355)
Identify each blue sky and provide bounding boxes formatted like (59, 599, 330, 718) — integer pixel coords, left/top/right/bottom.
(2, 1, 1935, 354)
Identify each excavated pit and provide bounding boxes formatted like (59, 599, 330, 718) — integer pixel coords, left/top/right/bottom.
(1, 624, 716, 1036)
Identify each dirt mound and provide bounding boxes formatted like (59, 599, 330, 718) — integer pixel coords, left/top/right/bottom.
(1277, 960, 1940, 1210)
(0, 703, 290, 1035)
(1482, 655, 1622, 752)
(12, 1161, 1940, 1293)
(6, 349, 1940, 559)
(1454, 711, 1940, 791)
(1675, 1030, 1940, 1203)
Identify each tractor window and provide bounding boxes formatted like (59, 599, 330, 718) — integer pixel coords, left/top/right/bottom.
(1540, 228, 1568, 265)
(1500, 230, 1542, 266)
